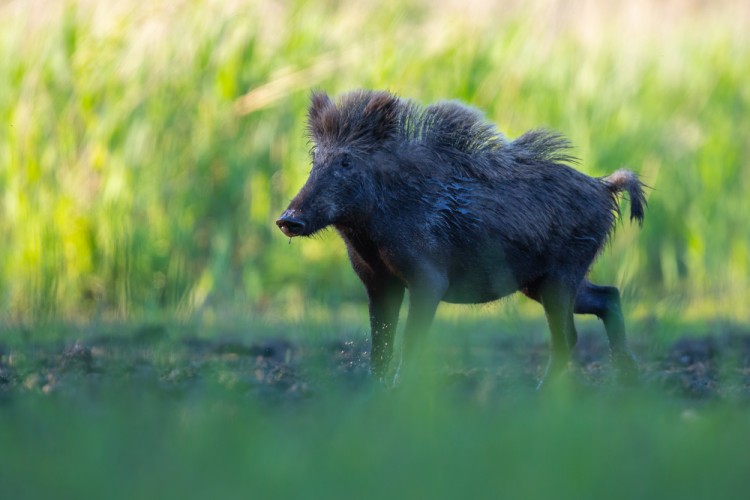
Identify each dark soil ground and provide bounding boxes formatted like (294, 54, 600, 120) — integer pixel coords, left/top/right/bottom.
(2, 323, 750, 403)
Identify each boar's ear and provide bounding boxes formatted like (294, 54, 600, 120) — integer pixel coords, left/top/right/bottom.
(363, 91, 399, 141)
(308, 91, 335, 139)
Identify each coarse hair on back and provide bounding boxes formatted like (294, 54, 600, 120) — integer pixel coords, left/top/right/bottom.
(307, 89, 577, 174)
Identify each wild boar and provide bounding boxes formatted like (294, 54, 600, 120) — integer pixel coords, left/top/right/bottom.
(277, 90, 646, 386)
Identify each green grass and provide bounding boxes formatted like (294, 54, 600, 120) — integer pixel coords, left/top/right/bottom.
(1, 315, 749, 499)
(1, 0, 749, 322)
(2, 373, 750, 500)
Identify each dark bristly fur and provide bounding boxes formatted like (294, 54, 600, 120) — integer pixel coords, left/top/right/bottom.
(278, 89, 647, 387)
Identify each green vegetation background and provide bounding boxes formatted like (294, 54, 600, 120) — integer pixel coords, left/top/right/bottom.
(1, 0, 748, 324)
(2, 3, 750, 499)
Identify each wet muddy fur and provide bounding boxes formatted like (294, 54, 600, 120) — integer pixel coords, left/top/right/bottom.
(277, 90, 646, 386)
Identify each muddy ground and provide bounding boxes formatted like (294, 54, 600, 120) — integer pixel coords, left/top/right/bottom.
(2, 324, 750, 403)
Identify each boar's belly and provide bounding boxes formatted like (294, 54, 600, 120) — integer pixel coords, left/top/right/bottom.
(441, 266, 518, 305)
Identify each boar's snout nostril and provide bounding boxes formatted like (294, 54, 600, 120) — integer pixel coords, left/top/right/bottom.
(276, 216, 306, 237)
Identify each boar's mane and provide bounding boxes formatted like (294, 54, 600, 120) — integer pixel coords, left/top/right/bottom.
(307, 89, 576, 178)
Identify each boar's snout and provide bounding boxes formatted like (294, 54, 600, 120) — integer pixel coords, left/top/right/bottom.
(276, 211, 307, 237)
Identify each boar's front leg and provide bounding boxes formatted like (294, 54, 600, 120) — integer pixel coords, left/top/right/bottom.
(344, 239, 405, 380)
(401, 269, 449, 364)
(365, 275, 405, 380)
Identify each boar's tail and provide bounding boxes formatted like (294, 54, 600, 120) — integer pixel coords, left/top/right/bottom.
(603, 169, 647, 226)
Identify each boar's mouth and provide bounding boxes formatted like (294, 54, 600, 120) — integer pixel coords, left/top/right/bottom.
(276, 214, 307, 237)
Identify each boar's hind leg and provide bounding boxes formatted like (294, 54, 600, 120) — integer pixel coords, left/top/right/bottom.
(574, 281, 639, 384)
(538, 281, 578, 386)
(366, 277, 405, 380)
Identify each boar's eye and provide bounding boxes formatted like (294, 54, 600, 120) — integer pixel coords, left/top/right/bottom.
(340, 154, 352, 169)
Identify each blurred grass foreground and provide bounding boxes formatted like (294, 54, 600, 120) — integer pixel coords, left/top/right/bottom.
(1, 0, 749, 323)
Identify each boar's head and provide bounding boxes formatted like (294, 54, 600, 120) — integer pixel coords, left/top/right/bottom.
(276, 90, 399, 238)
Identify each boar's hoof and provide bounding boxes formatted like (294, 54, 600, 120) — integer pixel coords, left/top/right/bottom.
(613, 351, 640, 386)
